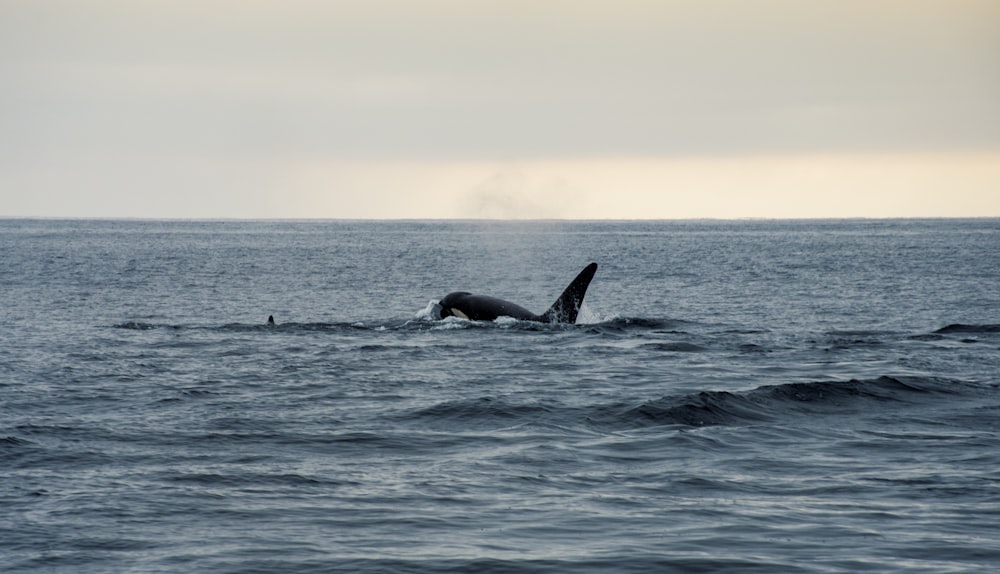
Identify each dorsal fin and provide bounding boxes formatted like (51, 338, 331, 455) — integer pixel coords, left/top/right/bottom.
(541, 262, 598, 323)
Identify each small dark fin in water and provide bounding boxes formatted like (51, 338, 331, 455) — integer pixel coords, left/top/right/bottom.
(267, 315, 275, 325)
(542, 262, 598, 324)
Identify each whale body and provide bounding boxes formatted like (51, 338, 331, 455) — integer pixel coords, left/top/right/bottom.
(438, 262, 598, 324)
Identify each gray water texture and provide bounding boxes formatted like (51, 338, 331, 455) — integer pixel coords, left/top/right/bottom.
(2, 218, 999, 573)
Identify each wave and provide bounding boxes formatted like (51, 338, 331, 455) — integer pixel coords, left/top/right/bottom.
(0, 436, 35, 447)
(111, 316, 688, 334)
(641, 342, 707, 352)
(112, 320, 387, 333)
(935, 323, 1000, 334)
(113, 321, 171, 330)
(111, 318, 1000, 344)
(162, 471, 341, 488)
(618, 376, 975, 429)
(401, 377, 985, 433)
(403, 397, 555, 428)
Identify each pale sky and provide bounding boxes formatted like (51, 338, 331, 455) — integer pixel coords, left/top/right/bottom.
(2, 0, 999, 219)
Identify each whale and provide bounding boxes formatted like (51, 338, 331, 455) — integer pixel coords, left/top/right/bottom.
(438, 262, 598, 323)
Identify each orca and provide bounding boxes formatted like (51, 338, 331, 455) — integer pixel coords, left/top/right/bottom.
(267, 315, 275, 325)
(438, 262, 598, 323)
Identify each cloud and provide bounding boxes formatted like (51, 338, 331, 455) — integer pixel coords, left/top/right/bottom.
(1, 1, 998, 218)
(3, 0, 998, 161)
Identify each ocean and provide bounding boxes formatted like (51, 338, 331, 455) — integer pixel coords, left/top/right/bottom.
(2, 218, 999, 573)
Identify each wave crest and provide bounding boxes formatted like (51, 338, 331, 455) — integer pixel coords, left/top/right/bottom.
(612, 376, 975, 429)
(935, 323, 1000, 334)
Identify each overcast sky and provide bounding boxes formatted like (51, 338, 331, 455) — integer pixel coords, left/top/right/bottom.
(2, 0, 998, 218)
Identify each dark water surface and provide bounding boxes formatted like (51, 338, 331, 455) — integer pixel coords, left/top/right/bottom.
(2, 219, 999, 572)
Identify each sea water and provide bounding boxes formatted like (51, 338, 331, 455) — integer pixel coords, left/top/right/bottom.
(2, 218, 999, 573)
